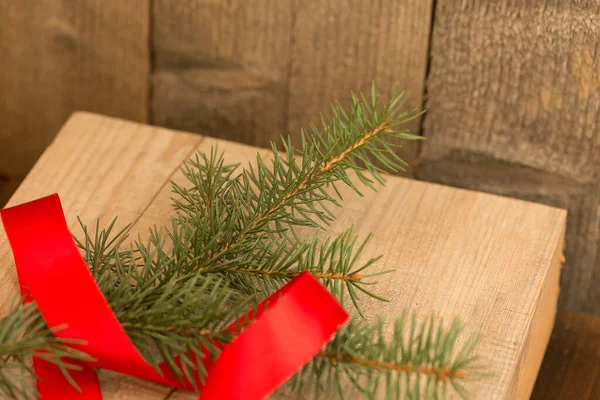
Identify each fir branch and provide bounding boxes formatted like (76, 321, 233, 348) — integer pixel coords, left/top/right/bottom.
(2, 220, 249, 398)
(78, 221, 249, 386)
(225, 86, 422, 238)
(288, 313, 479, 400)
(0, 301, 94, 399)
(195, 227, 387, 312)
(170, 85, 421, 299)
(0, 85, 482, 400)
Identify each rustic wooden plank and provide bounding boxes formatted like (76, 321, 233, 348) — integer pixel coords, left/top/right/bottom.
(420, 0, 600, 313)
(152, 0, 293, 148)
(0, 113, 566, 399)
(532, 310, 600, 400)
(0, 0, 150, 198)
(151, 0, 432, 176)
(423, 0, 600, 183)
(417, 158, 599, 314)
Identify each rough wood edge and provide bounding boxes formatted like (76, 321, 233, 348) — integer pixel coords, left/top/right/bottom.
(510, 220, 566, 399)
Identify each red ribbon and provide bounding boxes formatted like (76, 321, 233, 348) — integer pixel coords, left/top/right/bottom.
(1, 194, 349, 399)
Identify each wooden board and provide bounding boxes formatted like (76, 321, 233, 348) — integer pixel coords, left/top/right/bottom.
(0, 113, 566, 399)
(531, 310, 600, 400)
(417, 158, 599, 316)
(151, 0, 432, 176)
(419, 0, 600, 313)
(0, 0, 150, 202)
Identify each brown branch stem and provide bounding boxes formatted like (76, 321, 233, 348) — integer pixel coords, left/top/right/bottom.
(322, 352, 466, 381)
(317, 122, 388, 174)
(228, 267, 363, 282)
(120, 322, 214, 338)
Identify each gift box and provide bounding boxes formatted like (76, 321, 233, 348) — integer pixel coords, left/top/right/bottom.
(0, 112, 566, 399)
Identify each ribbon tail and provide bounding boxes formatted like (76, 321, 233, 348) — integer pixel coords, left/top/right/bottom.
(199, 272, 349, 400)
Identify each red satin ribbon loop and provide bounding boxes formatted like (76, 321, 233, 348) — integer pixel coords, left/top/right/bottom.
(0, 194, 349, 399)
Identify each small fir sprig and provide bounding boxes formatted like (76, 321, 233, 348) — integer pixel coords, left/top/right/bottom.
(291, 313, 479, 399)
(0, 85, 480, 399)
(0, 301, 94, 398)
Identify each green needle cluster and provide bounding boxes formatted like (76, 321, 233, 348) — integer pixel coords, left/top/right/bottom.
(0, 85, 479, 399)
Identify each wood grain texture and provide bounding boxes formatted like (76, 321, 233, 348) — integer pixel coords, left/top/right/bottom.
(531, 310, 600, 400)
(417, 157, 599, 314)
(151, 0, 432, 176)
(419, 0, 600, 313)
(0, 113, 566, 399)
(423, 0, 600, 183)
(0, 0, 150, 194)
(509, 249, 561, 398)
(152, 0, 293, 148)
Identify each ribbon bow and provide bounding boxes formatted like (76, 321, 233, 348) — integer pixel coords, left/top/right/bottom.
(1, 194, 348, 399)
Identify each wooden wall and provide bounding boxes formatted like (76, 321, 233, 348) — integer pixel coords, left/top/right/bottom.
(0, 1, 149, 205)
(151, 0, 432, 171)
(1, 0, 600, 314)
(419, 0, 600, 313)
(0, 0, 431, 207)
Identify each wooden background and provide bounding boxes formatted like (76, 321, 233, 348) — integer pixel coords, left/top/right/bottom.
(1, 0, 599, 318)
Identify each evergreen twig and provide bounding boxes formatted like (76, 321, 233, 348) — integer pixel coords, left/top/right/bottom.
(289, 313, 480, 399)
(0, 301, 94, 398)
(0, 85, 480, 399)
